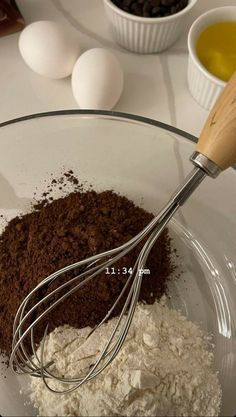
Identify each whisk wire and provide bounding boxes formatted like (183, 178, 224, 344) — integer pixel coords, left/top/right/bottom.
(10, 166, 206, 393)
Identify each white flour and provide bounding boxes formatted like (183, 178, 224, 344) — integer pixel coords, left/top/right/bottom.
(30, 300, 221, 416)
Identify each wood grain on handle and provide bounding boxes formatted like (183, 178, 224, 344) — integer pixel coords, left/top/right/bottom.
(196, 72, 236, 170)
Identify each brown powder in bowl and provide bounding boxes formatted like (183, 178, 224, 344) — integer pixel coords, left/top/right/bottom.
(0, 189, 174, 356)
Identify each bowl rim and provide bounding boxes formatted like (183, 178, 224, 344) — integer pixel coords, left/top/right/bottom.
(0, 109, 198, 143)
(1, 109, 235, 172)
(187, 6, 236, 87)
(103, 0, 198, 24)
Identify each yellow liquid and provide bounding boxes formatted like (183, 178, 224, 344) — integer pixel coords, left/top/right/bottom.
(196, 21, 236, 82)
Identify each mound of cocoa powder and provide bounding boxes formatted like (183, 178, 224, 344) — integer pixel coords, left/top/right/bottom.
(0, 189, 174, 356)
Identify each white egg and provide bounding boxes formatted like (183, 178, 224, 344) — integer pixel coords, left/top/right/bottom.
(71, 48, 124, 110)
(19, 20, 80, 79)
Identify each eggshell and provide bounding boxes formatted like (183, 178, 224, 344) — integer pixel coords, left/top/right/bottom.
(71, 48, 124, 110)
(19, 21, 80, 79)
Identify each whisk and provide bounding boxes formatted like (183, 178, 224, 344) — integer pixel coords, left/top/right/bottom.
(10, 73, 236, 394)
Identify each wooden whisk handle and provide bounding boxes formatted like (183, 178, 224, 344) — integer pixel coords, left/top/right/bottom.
(196, 72, 236, 171)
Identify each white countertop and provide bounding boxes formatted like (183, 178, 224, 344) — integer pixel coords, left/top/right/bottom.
(1, 0, 235, 137)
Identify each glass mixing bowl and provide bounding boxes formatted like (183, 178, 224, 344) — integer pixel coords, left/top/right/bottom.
(0, 110, 235, 416)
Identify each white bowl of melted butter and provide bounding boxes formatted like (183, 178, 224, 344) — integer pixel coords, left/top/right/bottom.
(187, 6, 236, 110)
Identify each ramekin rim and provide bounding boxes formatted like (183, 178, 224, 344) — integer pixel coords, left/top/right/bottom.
(103, 0, 198, 23)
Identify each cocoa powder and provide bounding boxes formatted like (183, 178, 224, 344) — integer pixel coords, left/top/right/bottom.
(0, 189, 174, 356)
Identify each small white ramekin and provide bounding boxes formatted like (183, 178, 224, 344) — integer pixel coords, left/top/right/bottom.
(187, 6, 236, 110)
(103, 0, 198, 54)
